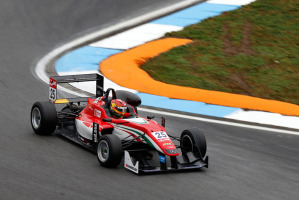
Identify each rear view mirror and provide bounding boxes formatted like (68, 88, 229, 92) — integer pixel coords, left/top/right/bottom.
(102, 118, 112, 122)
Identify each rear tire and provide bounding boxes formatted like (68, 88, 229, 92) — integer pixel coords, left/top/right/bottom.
(97, 134, 123, 168)
(31, 101, 57, 135)
(180, 129, 207, 158)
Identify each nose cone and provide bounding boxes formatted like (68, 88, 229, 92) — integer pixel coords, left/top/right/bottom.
(162, 143, 179, 156)
(149, 130, 179, 156)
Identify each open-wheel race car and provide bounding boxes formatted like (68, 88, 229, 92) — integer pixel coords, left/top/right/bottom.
(31, 74, 208, 174)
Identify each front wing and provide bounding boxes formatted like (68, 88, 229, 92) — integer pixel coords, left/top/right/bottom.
(124, 150, 208, 174)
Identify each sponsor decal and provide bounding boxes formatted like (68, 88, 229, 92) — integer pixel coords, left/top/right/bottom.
(94, 109, 101, 118)
(93, 125, 97, 134)
(159, 155, 166, 163)
(125, 164, 138, 172)
(158, 138, 172, 143)
(78, 135, 90, 145)
(165, 149, 179, 154)
(124, 151, 139, 174)
(93, 97, 105, 105)
(93, 97, 100, 104)
(49, 78, 57, 88)
(93, 123, 99, 142)
(164, 145, 175, 149)
(93, 132, 98, 143)
(163, 143, 172, 146)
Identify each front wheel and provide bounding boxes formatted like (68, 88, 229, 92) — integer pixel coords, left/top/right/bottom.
(97, 134, 123, 168)
(31, 101, 57, 135)
(180, 129, 207, 158)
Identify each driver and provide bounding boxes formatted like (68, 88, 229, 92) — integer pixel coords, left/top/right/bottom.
(109, 99, 130, 119)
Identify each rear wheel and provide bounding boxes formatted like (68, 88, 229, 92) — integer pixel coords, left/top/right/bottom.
(31, 101, 57, 135)
(180, 129, 207, 158)
(97, 134, 123, 167)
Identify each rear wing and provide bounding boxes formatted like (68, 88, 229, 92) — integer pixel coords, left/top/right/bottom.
(49, 73, 104, 104)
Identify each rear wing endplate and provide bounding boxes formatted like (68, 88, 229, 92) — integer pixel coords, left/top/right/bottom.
(49, 73, 104, 103)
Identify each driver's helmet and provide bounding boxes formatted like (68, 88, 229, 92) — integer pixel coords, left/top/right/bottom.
(109, 99, 128, 118)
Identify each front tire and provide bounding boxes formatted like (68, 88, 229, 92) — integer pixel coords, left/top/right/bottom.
(31, 101, 57, 135)
(97, 134, 123, 168)
(180, 129, 207, 158)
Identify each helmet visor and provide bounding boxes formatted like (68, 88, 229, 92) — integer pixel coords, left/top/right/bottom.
(115, 106, 128, 113)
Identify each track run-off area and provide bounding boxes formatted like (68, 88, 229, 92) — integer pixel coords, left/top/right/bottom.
(42, 0, 299, 129)
(1, 0, 298, 200)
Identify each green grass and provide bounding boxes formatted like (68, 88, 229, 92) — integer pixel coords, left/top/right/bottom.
(141, 0, 299, 105)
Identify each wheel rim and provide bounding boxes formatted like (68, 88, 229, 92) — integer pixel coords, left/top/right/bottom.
(32, 107, 41, 129)
(98, 140, 109, 162)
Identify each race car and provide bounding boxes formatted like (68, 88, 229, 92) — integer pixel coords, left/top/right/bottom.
(31, 73, 208, 174)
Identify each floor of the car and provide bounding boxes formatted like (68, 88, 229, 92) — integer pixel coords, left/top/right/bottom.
(55, 128, 96, 153)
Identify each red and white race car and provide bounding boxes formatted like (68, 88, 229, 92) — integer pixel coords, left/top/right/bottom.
(31, 74, 208, 174)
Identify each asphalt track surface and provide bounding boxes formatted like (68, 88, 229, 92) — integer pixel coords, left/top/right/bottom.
(0, 1, 298, 200)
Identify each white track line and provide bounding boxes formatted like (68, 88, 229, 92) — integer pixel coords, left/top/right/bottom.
(206, 0, 256, 5)
(35, 0, 203, 87)
(90, 23, 183, 50)
(139, 107, 299, 135)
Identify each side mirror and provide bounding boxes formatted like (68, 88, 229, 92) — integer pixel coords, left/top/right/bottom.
(161, 117, 165, 128)
(147, 116, 155, 120)
(102, 118, 112, 122)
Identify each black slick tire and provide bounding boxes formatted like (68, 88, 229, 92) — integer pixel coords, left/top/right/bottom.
(180, 129, 207, 158)
(97, 134, 123, 168)
(31, 101, 57, 135)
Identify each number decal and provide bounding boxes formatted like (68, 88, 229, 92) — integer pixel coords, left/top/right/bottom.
(49, 87, 56, 102)
(155, 132, 167, 138)
(50, 88, 55, 99)
(49, 78, 57, 103)
(152, 131, 169, 141)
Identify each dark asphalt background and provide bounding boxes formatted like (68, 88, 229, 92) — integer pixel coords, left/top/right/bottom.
(0, 0, 298, 199)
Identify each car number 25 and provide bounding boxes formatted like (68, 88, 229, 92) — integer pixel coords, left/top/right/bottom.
(152, 131, 169, 139)
(49, 87, 56, 102)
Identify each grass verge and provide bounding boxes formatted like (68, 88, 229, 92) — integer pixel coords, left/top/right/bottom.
(141, 0, 298, 105)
